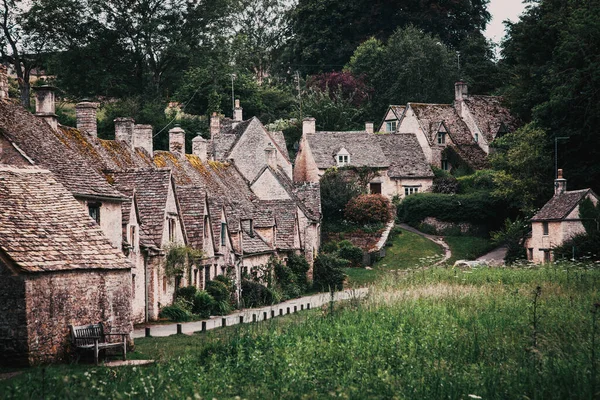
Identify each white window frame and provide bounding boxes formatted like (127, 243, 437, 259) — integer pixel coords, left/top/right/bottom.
(337, 154, 349, 167)
(437, 132, 446, 145)
(404, 186, 419, 196)
(385, 120, 397, 132)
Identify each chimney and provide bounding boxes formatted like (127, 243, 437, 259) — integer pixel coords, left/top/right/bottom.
(210, 112, 220, 138)
(169, 125, 186, 154)
(455, 81, 468, 102)
(75, 101, 98, 137)
(192, 134, 208, 162)
(303, 117, 316, 135)
(365, 122, 374, 134)
(265, 142, 277, 169)
(33, 86, 58, 130)
(555, 169, 567, 195)
(0, 65, 8, 100)
(133, 124, 153, 156)
(114, 117, 135, 145)
(234, 99, 243, 121)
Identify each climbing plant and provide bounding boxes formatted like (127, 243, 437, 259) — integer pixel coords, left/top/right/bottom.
(164, 245, 204, 278)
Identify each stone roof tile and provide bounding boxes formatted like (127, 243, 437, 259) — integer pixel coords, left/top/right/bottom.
(375, 133, 434, 178)
(463, 96, 520, 142)
(532, 189, 592, 221)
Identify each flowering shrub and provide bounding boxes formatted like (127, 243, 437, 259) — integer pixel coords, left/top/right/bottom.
(344, 194, 391, 225)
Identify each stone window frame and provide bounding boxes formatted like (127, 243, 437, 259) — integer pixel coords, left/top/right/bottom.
(441, 159, 449, 171)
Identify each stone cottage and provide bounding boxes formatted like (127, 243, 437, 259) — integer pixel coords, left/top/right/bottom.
(526, 170, 599, 263)
(0, 166, 132, 366)
(293, 117, 434, 199)
(378, 105, 406, 133)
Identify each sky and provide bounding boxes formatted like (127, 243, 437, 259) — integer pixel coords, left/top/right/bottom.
(484, 0, 528, 44)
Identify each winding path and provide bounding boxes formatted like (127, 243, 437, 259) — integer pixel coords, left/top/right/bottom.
(397, 223, 452, 265)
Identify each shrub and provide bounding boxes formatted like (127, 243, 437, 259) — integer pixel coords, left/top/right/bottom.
(337, 242, 364, 267)
(287, 253, 310, 292)
(457, 170, 498, 194)
(554, 232, 600, 261)
(321, 241, 339, 254)
(344, 194, 391, 225)
(313, 253, 348, 292)
(321, 168, 364, 222)
(205, 280, 230, 303)
(175, 286, 197, 303)
(241, 280, 277, 307)
(192, 291, 215, 318)
(432, 176, 459, 194)
(274, 260, 301, 300)
(159, 302, 193, 322)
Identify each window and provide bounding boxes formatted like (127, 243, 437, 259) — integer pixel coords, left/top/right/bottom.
(542, 222, 549, 235)
(404, 186, 419, 196)
(385, 121, 397, 132)
(474, 133, 479, 143)
(441, 159, 449, 171)
(88, 203, 101, 224)
(168, 218, 176, 242)
(528, 248, 533, 261)
(129, 225, 136, 247)
(543, 250, 551, 263)
(337, 154, 349, 166)
(221, 222, 227, 246)
(163, 276, 167, 293)
(204, 266, 210, 287)
(437, 132, 446, 145)
(249, 220, 254, 236)
(370, 182, 382, 194)
(132, 274, 136, 297)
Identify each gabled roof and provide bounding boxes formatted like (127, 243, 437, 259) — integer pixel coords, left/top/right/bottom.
(532, 189, 595, 221)
(462, 95, 519, 142)
(110, 168, 173, 247)
(0, 101, 126, 200)
(260, 199, 299, 250)
(0, 166, 130, 272)
(176, 186, 206, 249)
(378, 105, 406, 131)
(375, 133, 434, 178)
(306, 131, 389, 169)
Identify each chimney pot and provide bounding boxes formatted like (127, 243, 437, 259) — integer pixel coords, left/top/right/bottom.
(265, 142, 277, 169)
(75, 101, 99, 137)
(303, 117, 316, 135)
(365, 122, 374, 134)
(114, 117, 135, 145)
(33, 86, 58, 130)
(554, 169, 567, 195)
(210, 113, 220, 138)
(133, 124, 153, 156)
(169, 126, 186, 154)
(192, 134, 208, 162)
(234, 99, 243, 121)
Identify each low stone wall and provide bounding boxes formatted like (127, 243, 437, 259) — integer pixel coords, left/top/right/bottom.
(421, 217, 486, 236)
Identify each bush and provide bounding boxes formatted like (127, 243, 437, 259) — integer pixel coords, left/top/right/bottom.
(337, 242, 364, 267)
(313, 253, 348, 292)
(274, 260, 301, 300)
(344, 194, 391, 225)
(432, 176, 459, 194)
(457, 170, 498, 194)
(397, 192, 508, 230)
(553, 233, 600, 261)
(159, 302, 193, 322)
(287, 253, 310, 292)
(241, 280, 277, 307)
(321, 241, 339, 254)
(321, 168, 364, 222)
(192, 291, 215, 318)
(206, 280, 230, 303)
(175, 286, 197, 303)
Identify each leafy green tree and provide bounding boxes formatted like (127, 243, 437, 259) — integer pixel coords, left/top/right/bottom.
(320, 168, 364, 222)
(491, 217, 529, 265)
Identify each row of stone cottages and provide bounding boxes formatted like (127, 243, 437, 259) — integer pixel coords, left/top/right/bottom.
(0, 69, 320, 365)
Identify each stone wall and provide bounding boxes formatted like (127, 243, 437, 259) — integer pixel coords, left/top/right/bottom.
(23, 269, 132, 365)
(0, 272, 28, 367)
(421, 217, 485, 236)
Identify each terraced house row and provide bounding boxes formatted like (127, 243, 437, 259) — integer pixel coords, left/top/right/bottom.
(0, 67, 320, 365)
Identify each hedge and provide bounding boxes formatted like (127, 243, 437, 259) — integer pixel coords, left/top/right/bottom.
(397, 192, 508, 229)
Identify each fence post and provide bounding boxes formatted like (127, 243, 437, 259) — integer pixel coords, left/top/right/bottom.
(202, 321, 206, 332)
(177, 324, 182, 335)
(239, 315, 244, 324)
(263, 311, 268, 320)
(253, 314, 257, 323)
(222, 318, 226, 327)
(145, 327, 151, 337)
(307, 303, 311, 310)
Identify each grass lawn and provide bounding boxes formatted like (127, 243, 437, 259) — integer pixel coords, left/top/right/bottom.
(3, 261, 600, 399)
(444, 235, 496, 264)
(344, 228, 443, 286)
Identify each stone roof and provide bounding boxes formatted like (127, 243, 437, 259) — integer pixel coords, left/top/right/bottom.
(0, 101, 126, 200)
(375, 133, 434, 178)
(0, 166, 130, 272)
(409, 103, 489, 169)
(268, 130, 290, 162)
(210, 119, 252, 160)
(294, 182, 322, 221)
(176, 186, 206, 249)
(260, 199, 298, 250)
(241, 229, 273, 254)
(269, 166, 321, 221)
(110, 168, 173, 248)
(306, 131, 389, 169)
(532, 189, 593, 221)
(463, 95, 519, 142)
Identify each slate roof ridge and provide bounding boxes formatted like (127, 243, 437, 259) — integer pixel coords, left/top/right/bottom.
(531, 188, 594, 221)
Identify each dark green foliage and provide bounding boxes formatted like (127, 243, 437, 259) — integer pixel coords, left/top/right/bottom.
(491, 218, 530, 265)
(321, 241, 339, 254)
(192, 291, 215, 318)
(457, 170, 498, 194)
(397, 192, 508, 231)
(337, 241, 364, 268)
(301, 87, 368, 131)
(320, 168, 364, 222)
(432, 176, 459, 194)
(205, 280, 230, 303)
(159, 303, 192, 322)
(553, 233, 600, 262)
(274, 260, 301, 300)
(286, 253, 310, 292)
(344, 194, 390, 225)
(175, 286, 198, 303)
(441, 147, 474, 177)
(579, 198, 600, 236)
(241, 280, 276, 307)
(313, 253, 348, 291)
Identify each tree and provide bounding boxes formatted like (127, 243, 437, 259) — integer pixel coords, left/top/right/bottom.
(346, 26, 459, 116)
(320, 168, 364, 222)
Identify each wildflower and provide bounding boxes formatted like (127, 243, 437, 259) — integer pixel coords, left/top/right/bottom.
(468, 395, 482, 399)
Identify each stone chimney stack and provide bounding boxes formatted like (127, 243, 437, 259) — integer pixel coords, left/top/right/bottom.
(192, 134, 208, 162)
(365, 122, 374, 134)
(133, 124, 153, 156)
(265, 142, 277, 169)
(114, 117, 135, 146)
(234, 99, 243, 121)
(303, 117, 316, 135)
(555, 168, 567, 195)
(0, 65, 8, 100)
(210, 112, 220, 138)
(75, 101, 98, 137)
(33, 86, 58, 130)
(169, 125, 186, 154)
(455, 81, 468, 102)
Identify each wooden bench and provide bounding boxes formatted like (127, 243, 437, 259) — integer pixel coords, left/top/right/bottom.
(70, 323, 128, 365)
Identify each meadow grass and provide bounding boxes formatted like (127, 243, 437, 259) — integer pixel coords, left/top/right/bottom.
(444, 235, 495, 264)
(2, 261, 600, 399)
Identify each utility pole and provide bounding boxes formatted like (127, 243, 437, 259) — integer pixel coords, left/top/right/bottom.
(295, 70, 302, 121)
(555, 136, 569, 178)
(231, 73, 236, 118)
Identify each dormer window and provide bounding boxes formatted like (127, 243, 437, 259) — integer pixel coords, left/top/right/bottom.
(474, 133, 479, 143)
(88, 203, 101, 224)
(221, 222, 227, 246)
(168, 217, 176, 242)
(385, 121, 397, 132)
(437, 132, 446, 145)
(336, 148, 350, 167)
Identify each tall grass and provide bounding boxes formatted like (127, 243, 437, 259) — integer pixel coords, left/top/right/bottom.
(2, 261, 600, 399)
